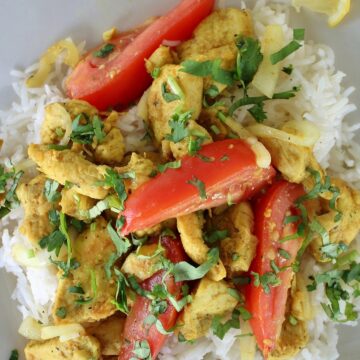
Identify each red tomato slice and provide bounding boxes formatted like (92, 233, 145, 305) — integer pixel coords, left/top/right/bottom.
(67, 0, 215, 110)
(244, 181, 305, 358)
(118, 236, 186, 360)
(119, 139, 276, 236)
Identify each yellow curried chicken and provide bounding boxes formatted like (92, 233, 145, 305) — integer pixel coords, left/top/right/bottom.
(17, 174, 57, 245)
(177, 212, 226, 281)
(24, 335, 101, 360)
(28, 144, 109, 199)
(178, 277, 238, 340)
(52, 217, 117, 325)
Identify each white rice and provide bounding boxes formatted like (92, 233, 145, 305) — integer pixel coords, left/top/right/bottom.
(0, 0, 359, 359)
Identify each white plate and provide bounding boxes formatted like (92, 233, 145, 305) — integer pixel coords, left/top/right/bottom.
(0, 0, 359, 358)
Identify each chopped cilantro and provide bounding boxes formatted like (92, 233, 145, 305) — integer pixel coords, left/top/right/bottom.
(181, 59, 234, 85)
(39, 230, 66, 256)
(186, 176, 207, 200)
(104, 252, 118, 279)
(279, 248, 291, 260)
(68, 285, 85, 294)
(293, 28, 305, 41)
(204, 229, 229, 244)
(70, 114, 106, 144)
(93, 43, 115, 58)
(248, 102, 267, 123)
(9, 350, 19, 360)
(112, 268, 129, 314)
(132, 340, 152, 360)
(161, 82, 181, 103)
(107, 222, 131, 256)
(210, 124, 221, 135)
(165, 110, 192, 143)
(49, 257, 80, 278)
(55, 307, 67, 319)
(282, 64, 294, 75)
(289, 315, 298, 326)
(151, 67, 161, 79)
(270, 29, 305, 65)
(172, 247, 219, 282)
(251, 271, 281, 294)
(157, 160, 181, 173)
(235, 36, 263, 86)
(0, 165, 23, 219)
(43, 179, 61, 203)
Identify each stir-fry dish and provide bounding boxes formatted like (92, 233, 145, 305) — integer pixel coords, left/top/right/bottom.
(0, 1, 358, 360)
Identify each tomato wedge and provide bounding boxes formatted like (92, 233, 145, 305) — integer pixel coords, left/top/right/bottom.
(244, 181, 305, 358)
(67, 0, 215, 110)
(119, 139, 276, 236)
(119, 235, 186, 360)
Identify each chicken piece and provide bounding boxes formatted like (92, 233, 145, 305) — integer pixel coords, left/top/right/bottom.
(147, 64, 203, 145)
(52, 217, 117, 324)
(17, 174, 56, 245)
(116, 152, 156, 191)
(28, 144, 109, 199)
(60, 188, 96, 221)
(24, 335, 101, 360)
(178, 277, 238, 340)
(145, 45, 176, 74)
(64, 99, 98, 118)
(121, 243, 162, 281)
(308, 178, 360, 261)
(258, 136, 318, 184)
(177, 212, 226, 281)
(177, 8, 253, 61)
(94, 127, 125, 165)
(269, 276, 310, 360)
(220, 202, 258, 275)
(269, 318, 309, 360)
(87, 314, 125, 356)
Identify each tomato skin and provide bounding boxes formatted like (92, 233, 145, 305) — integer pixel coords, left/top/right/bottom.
(67, 0, 216, 110)
(244, 181, 305, 358)
(118, 236, 186, 360)
(119, 139, 276, 236)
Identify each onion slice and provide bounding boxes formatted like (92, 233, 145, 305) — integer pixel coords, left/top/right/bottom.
(26, 38, 80, 88)
(247, 120, 320, 148)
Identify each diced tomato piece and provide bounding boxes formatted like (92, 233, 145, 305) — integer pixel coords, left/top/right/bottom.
(67, 0, 216, 110)
(244, 181, 305, 358)
(119, 139, 275, 236)
(118, 236, 186, 360)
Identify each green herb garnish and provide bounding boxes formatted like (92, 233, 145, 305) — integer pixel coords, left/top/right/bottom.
(93, 43, 115, 58)
(157, 160, 181, 173)
(186, 176, 207, 200)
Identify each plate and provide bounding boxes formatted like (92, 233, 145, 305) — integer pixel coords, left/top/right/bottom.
(0, 0, 359, 358)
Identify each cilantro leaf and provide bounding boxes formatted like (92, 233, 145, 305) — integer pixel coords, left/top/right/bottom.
(161, 82, 181, 103)
(204, 229, 229, 244)
(132, 340, 151, 360)
(43, 179, 61, 203)
(93, 43, 115, 58)
(172, 248, 219, 282)
(107, 222, 131, 256)
(165, 110, 192, 143)
(180, 59, 234, 86)
(9, 350, 19, 360)
(55, 307, 67, 319)
(248, 102, 267, 123)
(186, 176, 207, 200)
(157, 160, 181, 173)
(235, 36, 263, 86)
(112, 268, 129, 314)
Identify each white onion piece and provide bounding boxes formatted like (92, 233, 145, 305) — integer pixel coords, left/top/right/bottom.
(41, 324, 85, 341)
(18, 317, 42, 340)
(245, 137, 272, 169)
(11, 243, 44, 268)
(247, 120, 320, 147)
(239, 320, 257, 360)
(221, 116, 271, 168)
